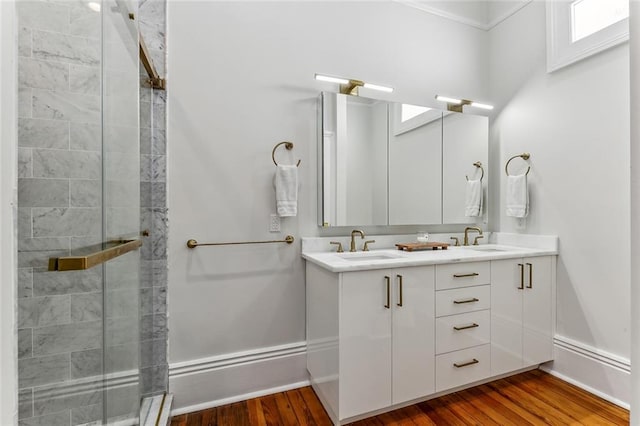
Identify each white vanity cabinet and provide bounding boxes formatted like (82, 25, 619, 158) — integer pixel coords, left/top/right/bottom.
(491, 256, 554, 376)
(305, 263, 435, 422)
(305, 245, 556, 425)
(340, 266, 435, 418)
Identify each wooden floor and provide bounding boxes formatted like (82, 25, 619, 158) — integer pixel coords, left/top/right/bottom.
(170, 369, 629, 425)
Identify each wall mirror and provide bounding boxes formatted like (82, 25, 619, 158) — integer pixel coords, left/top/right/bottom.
(318, 92, 488, 227)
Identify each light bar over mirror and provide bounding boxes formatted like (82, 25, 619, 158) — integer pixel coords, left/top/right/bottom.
(315, 73, 394, 96)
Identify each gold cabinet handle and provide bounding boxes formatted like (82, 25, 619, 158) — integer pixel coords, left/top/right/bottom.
(453, 272, 479, 278)
(453, 298, 479, 304)
(453, 323, 479, 331)
(454, 359, 479, 368)
(384, 276, 390, 309)
(396, 274, 403, 307)
(526, 263, 533, 288)
(518, 263, 524, 290)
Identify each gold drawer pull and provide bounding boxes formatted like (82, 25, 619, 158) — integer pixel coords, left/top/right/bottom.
(453, 298, 479, 304)
(454, 358, 479, 368)
(453, 272, 479, 278)
(453, 323, 479, 331)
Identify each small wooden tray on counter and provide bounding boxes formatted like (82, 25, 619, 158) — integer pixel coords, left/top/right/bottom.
(395, 242, 450, 252)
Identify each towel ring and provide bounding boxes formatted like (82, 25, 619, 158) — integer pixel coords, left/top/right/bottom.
(505, 153, 531, 176)
(272, 141, 301, 167)
(466, 161, 484, 182)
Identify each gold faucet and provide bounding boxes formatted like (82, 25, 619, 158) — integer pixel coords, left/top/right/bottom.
(463, 227, 483, 246)
(350, 229, 365, 252)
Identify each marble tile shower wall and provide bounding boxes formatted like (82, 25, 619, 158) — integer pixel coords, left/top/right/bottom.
(139, 0, 169, 398)
(16, 2, 107, 425)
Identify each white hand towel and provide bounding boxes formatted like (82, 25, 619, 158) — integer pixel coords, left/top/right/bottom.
(464, 179, 483, 217)
(275, 165, 298, 217)
(506, 174, 528, 218)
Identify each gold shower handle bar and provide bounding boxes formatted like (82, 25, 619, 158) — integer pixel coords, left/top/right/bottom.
(186, 235, 295, 248)
(48, 239, 143, 271)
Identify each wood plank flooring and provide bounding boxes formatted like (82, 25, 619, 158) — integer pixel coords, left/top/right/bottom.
(170, 369, 629, 426)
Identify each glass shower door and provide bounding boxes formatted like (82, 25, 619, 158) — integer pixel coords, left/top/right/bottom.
(102, 0, 141, 423)
(15, 1, 142, 424)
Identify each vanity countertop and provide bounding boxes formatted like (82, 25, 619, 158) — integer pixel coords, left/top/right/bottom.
(302, 244, 558, 273)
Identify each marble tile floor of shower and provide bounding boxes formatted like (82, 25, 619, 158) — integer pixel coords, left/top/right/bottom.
(170, 369, 629, 426)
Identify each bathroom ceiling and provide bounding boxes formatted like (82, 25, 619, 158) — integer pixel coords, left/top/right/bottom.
(393, 0, 532, 30)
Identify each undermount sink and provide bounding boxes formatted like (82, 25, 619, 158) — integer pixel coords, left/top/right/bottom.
(464, 246, 509, 252)
(337, 252, 403, 262)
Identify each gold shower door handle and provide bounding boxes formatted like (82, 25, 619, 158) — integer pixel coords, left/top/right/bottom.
(48, 239, 143, 271)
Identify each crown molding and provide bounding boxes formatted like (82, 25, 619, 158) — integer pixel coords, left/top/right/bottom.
(393, 0, 532, 31)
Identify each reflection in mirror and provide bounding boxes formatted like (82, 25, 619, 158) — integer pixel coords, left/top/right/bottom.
(319, 92, 488, 228)
(320, 92, 388, 226)
(442, 113, 489, 224)
(389, 104, 443, 225)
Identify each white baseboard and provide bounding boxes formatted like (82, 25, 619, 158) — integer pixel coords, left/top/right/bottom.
(539, 335, 630, 409)
(169, 342, 309, 415)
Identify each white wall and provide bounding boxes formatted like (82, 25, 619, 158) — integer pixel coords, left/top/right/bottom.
(629, 1, 640, 422)
(489, 1, 630, 401)
(167, 1, 488, 411)
(0, 1, 17, 424)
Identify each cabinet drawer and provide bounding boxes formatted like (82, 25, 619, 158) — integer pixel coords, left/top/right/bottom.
(435, 285, 490, 317)
(435, 344, 490, 392)
(436, 261, 490, 290)
(436, 310, 490, 354)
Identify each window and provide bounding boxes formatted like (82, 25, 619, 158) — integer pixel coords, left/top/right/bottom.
(546, 0, 628, 72)
(401, 104, 431, 123)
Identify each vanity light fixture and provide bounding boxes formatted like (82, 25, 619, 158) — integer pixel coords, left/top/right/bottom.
(470, 102, 494, 110)
(435, 95, 494, 113)
(315, 73, 394, 96)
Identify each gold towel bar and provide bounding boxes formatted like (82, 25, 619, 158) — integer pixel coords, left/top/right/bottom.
(48, 239, 143, 271)
(505, 153, 531, 176)
(272, 141, 301, 167)
(465, 161, 484, 182)
(187, 235, 295, 249)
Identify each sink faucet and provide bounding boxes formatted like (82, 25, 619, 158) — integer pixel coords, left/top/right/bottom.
(350, 229, 365, 252)
(463, 227, 483, 246)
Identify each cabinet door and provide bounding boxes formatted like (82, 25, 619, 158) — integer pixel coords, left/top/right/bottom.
(392, 266, 435, 404)
(490, 259, 524, 376)
(523, 256, 554, 366)
(340, 270, 392, 419)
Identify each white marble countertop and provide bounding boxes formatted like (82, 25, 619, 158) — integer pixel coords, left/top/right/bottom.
(301, 233, 559, 273)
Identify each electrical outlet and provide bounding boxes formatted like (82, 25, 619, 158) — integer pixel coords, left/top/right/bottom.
(269, 214, 281, 232)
